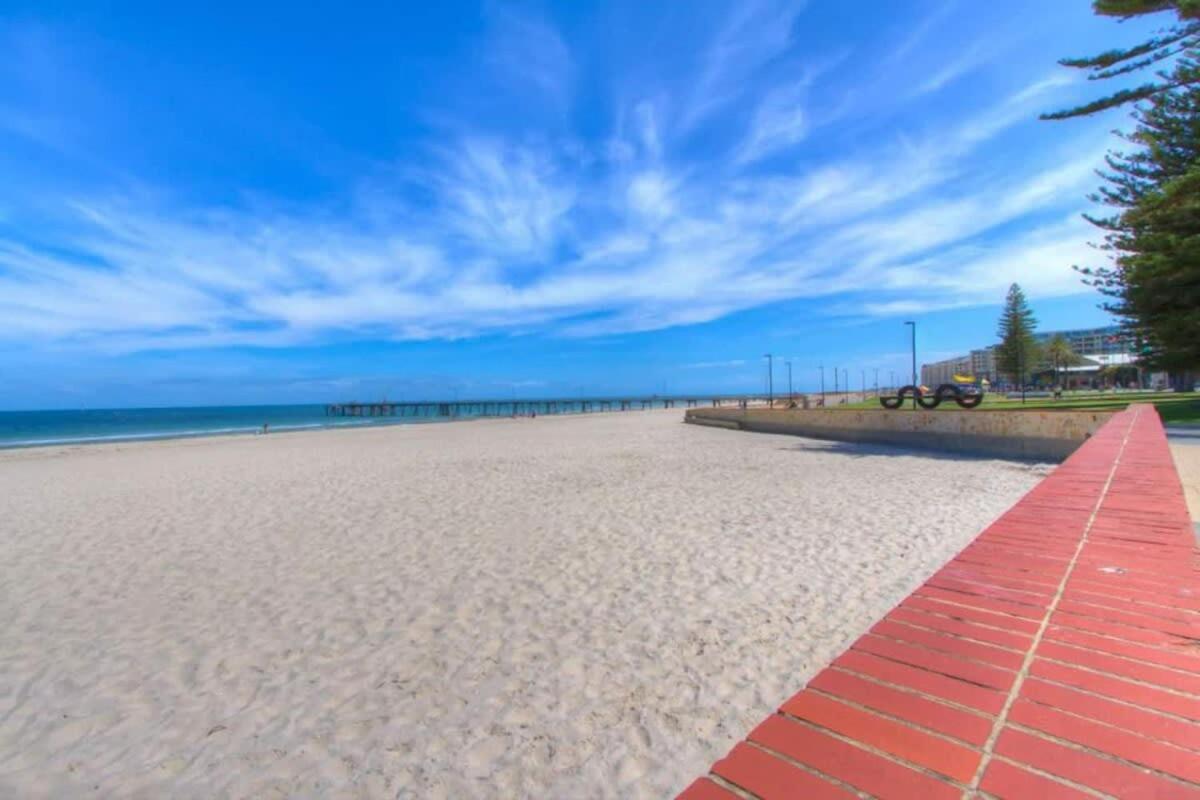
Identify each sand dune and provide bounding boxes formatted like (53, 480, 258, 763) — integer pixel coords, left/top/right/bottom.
(0, 410, 1046, 798)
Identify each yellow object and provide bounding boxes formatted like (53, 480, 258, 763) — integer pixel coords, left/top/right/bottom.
(953, 374, 976, 384)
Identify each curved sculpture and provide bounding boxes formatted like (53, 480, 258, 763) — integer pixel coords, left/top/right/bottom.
(880, 385, 917, 409)
(879, 383, 984, 410)
(955, 392, 984, 408)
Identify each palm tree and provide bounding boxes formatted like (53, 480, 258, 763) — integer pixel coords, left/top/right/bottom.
(1044, 334, 1080, 392)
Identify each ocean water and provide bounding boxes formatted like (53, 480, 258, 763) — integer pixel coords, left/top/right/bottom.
(0, 399, 691, 449)
(0, 404, 431, 449)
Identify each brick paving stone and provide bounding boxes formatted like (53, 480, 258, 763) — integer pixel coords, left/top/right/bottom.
(676, 407, 1200, 799)
(808, 669, 994, 745)
(710, 743, 855, 800)
(979, 759, 1095, 799)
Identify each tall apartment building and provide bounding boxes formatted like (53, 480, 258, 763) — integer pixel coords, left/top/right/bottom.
(920, 355, 973, 386)
(921, 325, 1131, 384)
(970, 348, 998, 382)
(1042, 326, 1133, 357)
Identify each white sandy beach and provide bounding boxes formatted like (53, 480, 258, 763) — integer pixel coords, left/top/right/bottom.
(0, 410, 1047, 799)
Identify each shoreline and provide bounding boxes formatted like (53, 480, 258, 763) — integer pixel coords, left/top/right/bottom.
(0, 405, 713, 455)
(0, 406, 683, 458)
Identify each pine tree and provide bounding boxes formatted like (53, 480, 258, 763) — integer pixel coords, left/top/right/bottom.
(1068, 59, 1200, 371)
(1112, 160, 1200, 369)
(1042, 1, 1199, 120)
(996, 284, 1041, 385)
(1047, 1, 1200, 375)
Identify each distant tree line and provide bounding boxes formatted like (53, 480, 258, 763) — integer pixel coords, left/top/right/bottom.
(1046, 1, 1199, 379)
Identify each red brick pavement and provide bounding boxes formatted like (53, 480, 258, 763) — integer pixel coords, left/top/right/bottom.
(678, 406, 1200, 799)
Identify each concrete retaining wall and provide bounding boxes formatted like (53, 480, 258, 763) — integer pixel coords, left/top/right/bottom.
(684, 407, 1116, 461)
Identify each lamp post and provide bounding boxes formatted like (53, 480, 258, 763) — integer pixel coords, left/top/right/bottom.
(764, 353, 774, 407)
(786, 360, 793, 404)
(819, 365, 825, 406)
(905, 321, 917, 409)
(874, 368, 879, 397)
(834, 367, 839, 396)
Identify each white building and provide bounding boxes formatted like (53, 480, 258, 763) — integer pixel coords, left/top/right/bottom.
(920, 325, 1149, 387)
(921, 356, 972, 387)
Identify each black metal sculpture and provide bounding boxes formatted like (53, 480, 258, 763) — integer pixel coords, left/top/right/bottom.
(880, 383, 984, 410)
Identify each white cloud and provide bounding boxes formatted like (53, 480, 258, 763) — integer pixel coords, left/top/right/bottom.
(736, 85, 808, 164)
(484, 9, 573, 110)
(832, 148, 1104, 272)
(680, 0, 808, 129)
(634, 101, 661, 160)
(434, 139, 575, 258)
(857, 215, 1098, 317)
(916, 44, 989, 96)
(626, 171, 675, 220)
(0, 15, 1112, 353)
(887, 3, 958, 65)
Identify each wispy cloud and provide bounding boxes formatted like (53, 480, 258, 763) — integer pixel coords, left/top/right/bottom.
(736, 85, 808, 164)
(733, 48, 852, 165)
(680, 0, 807, 130)
(0, 8, 1112, 355)
(915, 44, 991, 96)
(887, 2, 958, 65)
(433, 139, 576, 258)
(483, 8, 574, 111)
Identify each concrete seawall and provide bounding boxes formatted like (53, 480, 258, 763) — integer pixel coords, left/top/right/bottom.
(684, 407, 1115, 461)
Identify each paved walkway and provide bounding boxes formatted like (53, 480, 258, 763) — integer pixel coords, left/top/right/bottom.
(1167, 425, 1200, 530)
(680, 406, 1200, 799)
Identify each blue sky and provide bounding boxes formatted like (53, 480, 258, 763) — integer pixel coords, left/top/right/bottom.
(0, 1, 1165, 408)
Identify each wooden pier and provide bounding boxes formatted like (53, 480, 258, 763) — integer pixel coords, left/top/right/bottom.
(324, 395, 771, 419)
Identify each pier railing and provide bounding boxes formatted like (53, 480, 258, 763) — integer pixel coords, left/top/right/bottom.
(324, 396, 776, 418)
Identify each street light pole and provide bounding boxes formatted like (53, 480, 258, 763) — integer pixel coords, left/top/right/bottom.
(874, 368, 879, 397)
(905, 321, 917, 410)
(834, 367, 839, 396)
(764, 353, 774, 407)
(820, 365, 825, 406)
(786, 360, 793, 404)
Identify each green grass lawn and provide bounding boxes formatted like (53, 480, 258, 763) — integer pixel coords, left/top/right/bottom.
(841, 391, 1200, 424)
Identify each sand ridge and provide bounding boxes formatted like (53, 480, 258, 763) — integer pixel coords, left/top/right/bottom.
(0, 410, 1047, 798)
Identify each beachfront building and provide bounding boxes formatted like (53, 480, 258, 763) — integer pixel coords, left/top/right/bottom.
(1052, 325, 1135, 356)
(920, 356, 972, 387)
(969, 347, 998, 382)
(921, 325, 1153, 388)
